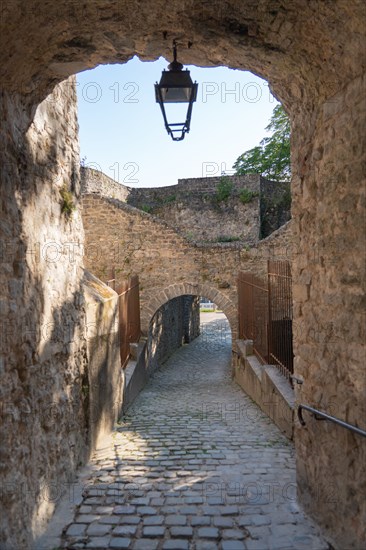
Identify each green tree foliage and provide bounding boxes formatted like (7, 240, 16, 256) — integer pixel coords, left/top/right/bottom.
(233, 105, 291, 182)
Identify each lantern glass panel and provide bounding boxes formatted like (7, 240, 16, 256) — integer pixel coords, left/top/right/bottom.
(157, 70, 196, 103)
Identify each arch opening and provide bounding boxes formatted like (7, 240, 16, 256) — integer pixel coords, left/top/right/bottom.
(147, 295, 201, 374)
(144, 293, 232, 379)
(199, 297, 232, 353)
(142, 283, 237, 345)
(76, 57, 285, 189)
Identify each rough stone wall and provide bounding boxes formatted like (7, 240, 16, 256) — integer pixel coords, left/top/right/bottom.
(292, 74, 366, 548)
(260, 177, 291, 238)
(147, 296, 200, 373)
(127, 175, 261, 245)
(1, 1, 363, 111)
(0, 80, 90, 549)
(81, 167, 131, 203)
(235, 341, 294, 440)
(82, 168, 291, 246)
(184, 295, 201, 343)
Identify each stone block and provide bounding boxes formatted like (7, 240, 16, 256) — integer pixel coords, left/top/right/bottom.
(197, 527, 219, 538)
(142, 526, 165, 537)
(293, 283, 309, 303)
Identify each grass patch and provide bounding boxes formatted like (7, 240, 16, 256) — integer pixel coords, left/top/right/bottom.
(60, 185, 76, 218)
(164, 194, 176, 204)
(215, 176, 234, 203)
(239, 188, 258, 204)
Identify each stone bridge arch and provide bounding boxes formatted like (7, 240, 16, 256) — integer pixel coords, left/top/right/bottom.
(142, 282, 238, 343)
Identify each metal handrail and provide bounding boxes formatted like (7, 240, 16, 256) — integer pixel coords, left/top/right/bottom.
(298, 404, 366, 438)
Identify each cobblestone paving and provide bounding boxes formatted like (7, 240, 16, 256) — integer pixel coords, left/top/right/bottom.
(60, 314, 329, 550)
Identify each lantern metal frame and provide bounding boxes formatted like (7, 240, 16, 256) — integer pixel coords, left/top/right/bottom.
(155, 44, 198, 141)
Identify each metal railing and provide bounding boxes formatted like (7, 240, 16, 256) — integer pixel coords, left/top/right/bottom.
(107, 274, 141, 368)
(237, 260, 294, 382)
(238, 272, 269, 364)
(106, 278, 117, 291)
(298, 405, 366, 438)
(268, 260, 294, 380)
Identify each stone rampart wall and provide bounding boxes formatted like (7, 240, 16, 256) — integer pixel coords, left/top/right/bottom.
(81, 168, 291, 246)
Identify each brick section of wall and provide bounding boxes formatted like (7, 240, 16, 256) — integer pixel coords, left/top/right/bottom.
(81, 168, 260, 201)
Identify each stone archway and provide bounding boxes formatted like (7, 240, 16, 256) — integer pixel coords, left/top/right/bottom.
(1, 2, 363, 116)
(142, 282, 237, 342)
(1, 2, 365, 548)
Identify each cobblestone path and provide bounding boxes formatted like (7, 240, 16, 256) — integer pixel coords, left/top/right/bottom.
(55, 314, 328, 550)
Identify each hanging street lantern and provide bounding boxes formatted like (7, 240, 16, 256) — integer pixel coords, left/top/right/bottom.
(155, 43, 198, 141)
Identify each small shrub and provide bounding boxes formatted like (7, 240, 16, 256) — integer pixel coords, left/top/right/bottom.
(215, 176, 234, 203)
(239, 188, 258, 204)
(60, 185, 76, 217)
(141, 204, 153, 213)
(164, 194, 176, 204)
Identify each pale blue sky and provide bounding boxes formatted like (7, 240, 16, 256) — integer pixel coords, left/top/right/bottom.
(76, 56, 278, 188)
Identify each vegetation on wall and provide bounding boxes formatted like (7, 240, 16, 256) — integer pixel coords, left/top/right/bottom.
(138, 194, 176, 214)
(60, 184, 76, 217)
(163, 194, 176, 204)
(215, 176, 234, 203)
(216, 235, 241, 243)
(239, 188, 258, 204)
(233, 105, 291, 182)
